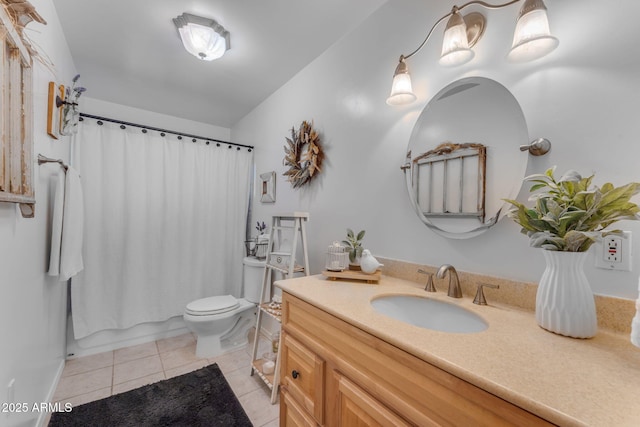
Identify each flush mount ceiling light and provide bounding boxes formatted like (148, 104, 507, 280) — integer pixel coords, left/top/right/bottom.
(173, 13, 230, 61)
(386, 0, 558, 106)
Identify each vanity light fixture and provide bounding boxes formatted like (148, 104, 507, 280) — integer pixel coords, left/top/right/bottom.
(386, 56, 417, 106)
(386, 0, 558, 106)
(439, 8, 483, 67)
(508, 0, 558, 62)
(173, 13, 230, 61)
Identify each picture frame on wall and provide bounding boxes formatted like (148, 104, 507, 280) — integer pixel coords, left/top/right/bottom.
(260, 171, 276, 203)
(47, 81, 64, 139)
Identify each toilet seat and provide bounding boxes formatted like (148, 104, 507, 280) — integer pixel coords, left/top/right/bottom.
(185, 295, 240, 316)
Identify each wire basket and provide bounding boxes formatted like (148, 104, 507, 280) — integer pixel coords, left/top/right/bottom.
(245, 238, 269, 259)
(244, 240, 256, 257)
(325, 242, 349, 271)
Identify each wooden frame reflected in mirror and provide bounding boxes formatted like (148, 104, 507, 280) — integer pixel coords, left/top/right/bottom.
(402, 77, 530, 239)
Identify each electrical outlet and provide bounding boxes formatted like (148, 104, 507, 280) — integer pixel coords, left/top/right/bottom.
(595, 231, 632, 271)
(604, 235, 622, 262)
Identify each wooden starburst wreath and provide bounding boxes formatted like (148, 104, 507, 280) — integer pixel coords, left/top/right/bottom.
(283, 120, 324, 188)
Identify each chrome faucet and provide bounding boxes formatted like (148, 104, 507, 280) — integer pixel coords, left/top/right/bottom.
(436, 264, 462, 298)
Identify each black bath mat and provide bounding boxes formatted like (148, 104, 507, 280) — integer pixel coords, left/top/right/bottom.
(48, 363, 252, 427)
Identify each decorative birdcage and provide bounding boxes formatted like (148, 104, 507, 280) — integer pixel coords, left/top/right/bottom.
(325, 241, 349, 271)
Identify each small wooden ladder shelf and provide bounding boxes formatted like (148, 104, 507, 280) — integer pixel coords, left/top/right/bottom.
(250, 212, 310, 404)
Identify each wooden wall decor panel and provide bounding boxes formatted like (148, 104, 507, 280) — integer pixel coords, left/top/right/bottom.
(0, 0, 44, 217)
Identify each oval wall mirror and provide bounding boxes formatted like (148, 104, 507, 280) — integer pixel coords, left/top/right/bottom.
(402, 77, 529, 239)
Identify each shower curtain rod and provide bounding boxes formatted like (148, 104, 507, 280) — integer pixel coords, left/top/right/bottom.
(79, 113, 254, 151)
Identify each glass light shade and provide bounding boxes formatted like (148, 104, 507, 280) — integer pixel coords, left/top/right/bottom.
(508, 7, 558, 62)
(439, 12, 474, 67)
(178, 23, 227, 61)
(173, 13, 230, 61)
(386, 72, 416, 106)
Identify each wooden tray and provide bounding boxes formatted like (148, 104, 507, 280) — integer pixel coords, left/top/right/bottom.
(322, 269, 381, 284)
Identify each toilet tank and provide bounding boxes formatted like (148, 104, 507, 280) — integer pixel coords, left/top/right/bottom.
(243, 257, 267, 303)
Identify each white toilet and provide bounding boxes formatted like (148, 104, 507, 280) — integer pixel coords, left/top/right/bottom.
(184, 256, 267, 358)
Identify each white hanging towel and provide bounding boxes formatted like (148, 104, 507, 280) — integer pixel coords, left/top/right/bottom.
(48, 167, 84, 281)
(48, 170, 65, 276)
(631, 276, 640, 348)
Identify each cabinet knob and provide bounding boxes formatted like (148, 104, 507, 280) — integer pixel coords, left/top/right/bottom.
(291, 370, 299, 379)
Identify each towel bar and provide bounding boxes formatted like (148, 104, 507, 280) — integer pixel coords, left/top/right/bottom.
(37, 154, 68, 171)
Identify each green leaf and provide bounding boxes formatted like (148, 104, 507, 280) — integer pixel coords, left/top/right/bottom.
(536, 198, 550, 215)
(544, 167, 556, 178)
(578, 175, 593, 192)
(503, 198, 524, 209)
(523, 173, 551, 182)
(356, 230, 365, 241)
(563, 231, 589, 252)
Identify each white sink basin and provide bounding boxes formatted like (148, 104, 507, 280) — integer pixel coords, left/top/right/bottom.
(370, 295, 488, 333)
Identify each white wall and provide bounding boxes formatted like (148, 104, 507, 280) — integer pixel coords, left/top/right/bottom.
(0, 1, 76, 426)
(233, 0, 640, 299)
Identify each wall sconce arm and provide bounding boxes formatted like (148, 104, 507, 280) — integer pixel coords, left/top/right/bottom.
(400, 0, 522, 60)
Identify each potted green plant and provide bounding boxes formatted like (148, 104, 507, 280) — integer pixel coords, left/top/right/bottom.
(505, 167, 640, 338)
(342, 228, 365, 270)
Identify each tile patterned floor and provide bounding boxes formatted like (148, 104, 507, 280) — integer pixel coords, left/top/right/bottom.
(48, 333, 279, 426)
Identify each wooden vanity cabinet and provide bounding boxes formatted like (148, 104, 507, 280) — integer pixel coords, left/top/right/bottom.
(281, 389, 318, 427)
(279, 292, 553, 427)
(280, 332, 325, 424)
(332, 371, 412, 427)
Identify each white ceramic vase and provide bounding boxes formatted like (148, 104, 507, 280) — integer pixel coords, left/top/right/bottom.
(536, 250, 597, 339)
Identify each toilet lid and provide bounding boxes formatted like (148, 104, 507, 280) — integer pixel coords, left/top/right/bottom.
(185, 295, 240, 316)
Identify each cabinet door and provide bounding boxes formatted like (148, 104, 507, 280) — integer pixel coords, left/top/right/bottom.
(281, 389, 318, 427)
(281, 332, 325, 424)
(334, 372, 412, 427)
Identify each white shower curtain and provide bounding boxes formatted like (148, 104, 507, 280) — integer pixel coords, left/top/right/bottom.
(71, 119, 252, 339)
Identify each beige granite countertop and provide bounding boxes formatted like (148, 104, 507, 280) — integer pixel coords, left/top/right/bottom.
(275, 274, 640, 427)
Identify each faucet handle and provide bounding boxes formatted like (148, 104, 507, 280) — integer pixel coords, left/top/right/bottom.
(473, 283, 500, 305)
(417, 269, 437, 292)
